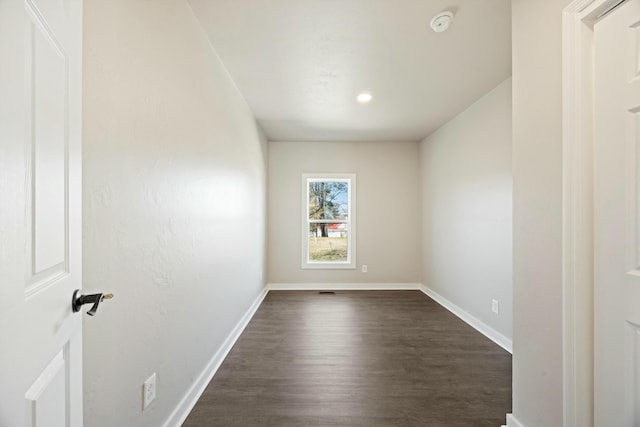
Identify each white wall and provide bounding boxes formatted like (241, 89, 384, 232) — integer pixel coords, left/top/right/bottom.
(511, 0, 570, 425)
(268, 141, 421, 285)
(82, 0, 268, 426)
(420, 78, 513, 342)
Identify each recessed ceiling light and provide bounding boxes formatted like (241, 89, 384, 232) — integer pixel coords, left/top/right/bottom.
(357, 93, 372, 103)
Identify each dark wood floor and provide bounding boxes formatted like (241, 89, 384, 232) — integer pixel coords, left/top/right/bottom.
(183, 291, 511, 426)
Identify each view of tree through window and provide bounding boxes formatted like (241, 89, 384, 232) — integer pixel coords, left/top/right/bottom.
(307, 179, 350, 262)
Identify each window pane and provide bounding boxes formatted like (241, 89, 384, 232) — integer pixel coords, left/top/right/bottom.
(308, 223, 348, 262)
(308, 181, 349, 220)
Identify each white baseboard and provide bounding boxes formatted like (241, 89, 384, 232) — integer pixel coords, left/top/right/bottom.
(419, 284, 512, 354)
(162, 287, 269, 427)
(502, 413, 525, 427)
(267, 282, 422, 291)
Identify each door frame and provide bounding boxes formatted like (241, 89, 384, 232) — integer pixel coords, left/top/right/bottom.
(562, 0, 625, 425)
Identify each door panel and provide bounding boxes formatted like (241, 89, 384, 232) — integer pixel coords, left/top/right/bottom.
(594, 0, 640, 425)
(25, 351, 67, 427)
(27, 0, 69, 291)
(0, 0, 83, 425)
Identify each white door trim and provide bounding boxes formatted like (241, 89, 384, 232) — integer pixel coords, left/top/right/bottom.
(562, 0, 624, 425)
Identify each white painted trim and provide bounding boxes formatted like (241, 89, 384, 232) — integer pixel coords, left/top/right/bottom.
(267, 282, 421, 291)
(419, 284, 512, 354)
(502, 413, 526, 427)
(162, 287, 269, 427)
(562, 1, 618, 425)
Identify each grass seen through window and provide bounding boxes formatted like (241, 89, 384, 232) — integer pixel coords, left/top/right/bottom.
(308, 236, 348, 261)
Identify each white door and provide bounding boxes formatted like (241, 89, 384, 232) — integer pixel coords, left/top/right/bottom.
(594, 0, 640, 425)
(0, 0, 84, 425)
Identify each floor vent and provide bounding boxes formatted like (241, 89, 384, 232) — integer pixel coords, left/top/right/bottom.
(318, 291, 336, 295)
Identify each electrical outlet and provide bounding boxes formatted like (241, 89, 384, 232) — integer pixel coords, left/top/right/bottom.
(143, 373, 156, 410)
(362, 265, 368, 273)
(492, 299, 500, 314)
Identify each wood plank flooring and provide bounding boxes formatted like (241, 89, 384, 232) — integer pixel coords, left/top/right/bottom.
(183, 291, 511, 426)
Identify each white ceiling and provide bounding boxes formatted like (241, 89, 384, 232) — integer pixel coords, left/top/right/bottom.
(188, 0, 511, 142)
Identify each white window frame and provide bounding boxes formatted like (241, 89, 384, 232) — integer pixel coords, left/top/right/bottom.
(301, 173, 356, 269)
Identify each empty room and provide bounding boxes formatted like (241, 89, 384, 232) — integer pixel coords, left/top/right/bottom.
(2, 0, 628, 426)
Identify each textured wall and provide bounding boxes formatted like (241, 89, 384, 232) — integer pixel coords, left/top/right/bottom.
(511, 0, 571, 425)
(268, 141, 421, 285)
(420, 78, 513, 341)
(82, 0, 268, 425)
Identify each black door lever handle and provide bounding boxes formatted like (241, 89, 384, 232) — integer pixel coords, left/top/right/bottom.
(72, 289, 113, 316)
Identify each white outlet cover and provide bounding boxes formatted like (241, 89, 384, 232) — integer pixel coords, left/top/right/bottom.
(491, 299, 500, 314)
(143, 373, 157, 410)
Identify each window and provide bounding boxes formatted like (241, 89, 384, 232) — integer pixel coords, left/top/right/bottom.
(302, 173, 356, 269)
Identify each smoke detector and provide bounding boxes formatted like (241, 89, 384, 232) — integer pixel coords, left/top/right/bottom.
(430, 11, 454, 33)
